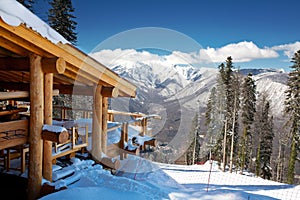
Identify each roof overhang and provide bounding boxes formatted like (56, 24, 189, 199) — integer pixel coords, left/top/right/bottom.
(0, 18, 136, 97)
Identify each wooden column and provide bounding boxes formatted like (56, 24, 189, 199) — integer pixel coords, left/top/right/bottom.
(141, 117, 147, 136)
(43, 73, 53, 181)
(100, 87, 117, 155)
(28, 54, 44, 200)
(91, 85, 102, 161)
(102, 97, 108, 154)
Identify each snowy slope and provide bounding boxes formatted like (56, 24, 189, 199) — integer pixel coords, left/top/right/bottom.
(39, 156, 300, 200)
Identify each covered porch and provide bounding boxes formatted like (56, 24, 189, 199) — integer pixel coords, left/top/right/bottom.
(0, 2, 137, 199)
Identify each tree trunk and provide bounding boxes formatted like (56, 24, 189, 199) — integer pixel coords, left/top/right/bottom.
(229, 94, 237, 173)
(222, 119, 227, 172)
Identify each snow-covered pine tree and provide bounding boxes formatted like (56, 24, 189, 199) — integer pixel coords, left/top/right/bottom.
(239, 73, 257, 174)
(284, 50, 300, 184)
(48, 0, 77, 44)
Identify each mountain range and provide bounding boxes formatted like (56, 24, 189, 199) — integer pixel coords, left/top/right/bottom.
(91, 53, 289, 147)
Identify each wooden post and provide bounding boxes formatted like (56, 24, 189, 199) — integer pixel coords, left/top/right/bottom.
(102, 97, 108, 154)
(28, 54, 44, 200)
(43, 73, 53, 181)
(91, 85, 102, 161)
(124, 122, 128, 159)
(141, 117, 147, 136)
(120, 123, 126, 160)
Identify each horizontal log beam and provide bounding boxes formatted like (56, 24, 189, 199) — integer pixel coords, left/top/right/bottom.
(42, 57, 66, 74)
(101, 87, 119, 98)
(0, 57, 66, 74)
(0, 90, 59, 100)
(42, 125, 69, 144)
(0, 107, 28, 116)
(54, 85, 94, 95)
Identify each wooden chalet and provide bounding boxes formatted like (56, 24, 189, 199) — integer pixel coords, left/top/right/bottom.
(0, 2, 137, 199)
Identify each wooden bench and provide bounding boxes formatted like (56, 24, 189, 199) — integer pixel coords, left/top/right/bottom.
(0, 119, 29, 173)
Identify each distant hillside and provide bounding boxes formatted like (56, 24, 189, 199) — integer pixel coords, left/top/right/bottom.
(101, 60, 288, 145)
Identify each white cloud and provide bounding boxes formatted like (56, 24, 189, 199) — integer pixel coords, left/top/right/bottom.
(90, 41, 280, 68)
(200, 41, 279, 63)
(272, 41, 300, 58)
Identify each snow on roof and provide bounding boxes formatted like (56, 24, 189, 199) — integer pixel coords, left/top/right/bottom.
(0, 0, 69, 44)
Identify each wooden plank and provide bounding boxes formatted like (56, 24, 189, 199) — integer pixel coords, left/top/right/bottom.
(51, 145, 87, 160)
(0, 119, 28, 133)
(0, 36, 28, 56)
(0, 107, 28, 116)
(0, 137, 28, 150)
(0, 90, 59, 100)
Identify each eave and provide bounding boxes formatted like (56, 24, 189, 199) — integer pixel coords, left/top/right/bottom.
(0, 17, 136, 98)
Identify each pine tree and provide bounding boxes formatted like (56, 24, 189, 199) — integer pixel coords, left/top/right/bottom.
(239, 73, 256, 173)
(17, 0, 34, 12)
(254, 93, 274, 179)
(284, 50, 300, 184)
(229, 69, 241, 173)
(204, 74, 226, 166)
(259, 101, 274, 180)
(186, 113, 200, 165)
(216, 56, 240, 172)
(256, 142, 261, 177)
(48, 0, 77, 44)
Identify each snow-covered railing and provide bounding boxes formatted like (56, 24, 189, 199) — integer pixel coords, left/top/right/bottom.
(47, 122, 89, 163)
(118, 115, 160, 160)
(52, 106, 161, 161)
(42, 124, 69, 144)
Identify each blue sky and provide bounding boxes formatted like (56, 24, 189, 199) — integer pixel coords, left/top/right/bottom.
(37, 0, 300, 71)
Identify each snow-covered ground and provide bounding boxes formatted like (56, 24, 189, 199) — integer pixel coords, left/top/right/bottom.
(38, 155, 300, 200)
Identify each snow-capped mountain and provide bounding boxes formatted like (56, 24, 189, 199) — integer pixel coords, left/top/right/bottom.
(110, 61, 287, 115)
(91, 52, 288, 142)
(111, 63, 204, 97)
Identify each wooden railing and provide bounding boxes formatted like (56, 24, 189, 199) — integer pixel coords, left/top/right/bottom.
(53, 106, 161, 160)
(0, 119, 29, 150)
(53, 106, 147, 122)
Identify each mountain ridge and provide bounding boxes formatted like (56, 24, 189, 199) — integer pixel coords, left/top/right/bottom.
(92, 55, 288, 143)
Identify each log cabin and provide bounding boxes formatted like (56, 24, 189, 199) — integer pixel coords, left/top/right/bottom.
(0, 1, 137, 199)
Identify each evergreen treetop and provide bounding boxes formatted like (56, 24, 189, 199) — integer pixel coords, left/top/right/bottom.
(48, 0, 77, 45)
